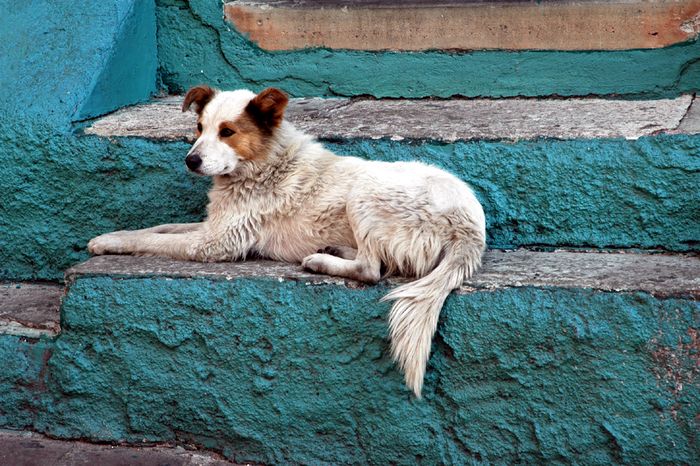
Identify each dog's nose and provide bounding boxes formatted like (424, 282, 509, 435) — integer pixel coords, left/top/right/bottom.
(185, 153, 202, 171)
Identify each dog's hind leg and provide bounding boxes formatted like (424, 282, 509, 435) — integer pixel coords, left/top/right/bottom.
(302, 248, 380, 284)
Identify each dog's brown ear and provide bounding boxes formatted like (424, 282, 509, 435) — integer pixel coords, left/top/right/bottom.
(182, 85, 216, 114)
(246, 88, 289, 130)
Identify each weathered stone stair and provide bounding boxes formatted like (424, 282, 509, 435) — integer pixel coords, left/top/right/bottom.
(85, 94, 696, 142)
(3, 249, 699, 463)
(4, 90, 699, 462)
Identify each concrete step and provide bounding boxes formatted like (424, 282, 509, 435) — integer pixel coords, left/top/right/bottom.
(3, 249, 696, 337)
(85, 94, 697, 142)
(7, 95, 699, 282)
(1, 251, 698, 463)
(79, 94, 700, 254)
(66, 250, 700, 298)
(224, 0, 700, 52)
(0, 430, 236, 466)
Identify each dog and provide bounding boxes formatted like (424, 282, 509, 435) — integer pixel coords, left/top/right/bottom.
(88, 86, 486, 397)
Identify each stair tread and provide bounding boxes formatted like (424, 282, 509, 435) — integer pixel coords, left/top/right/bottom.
(67, 250, 700, 298)
(5, 251, 696, 338)
(84, 95, 696, 143)
(0, 283, 62, 337)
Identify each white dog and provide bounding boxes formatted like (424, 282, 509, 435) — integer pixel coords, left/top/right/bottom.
(88, 87, 486, 396)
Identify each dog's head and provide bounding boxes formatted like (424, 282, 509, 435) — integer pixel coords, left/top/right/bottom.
(181, 86, 289, 176)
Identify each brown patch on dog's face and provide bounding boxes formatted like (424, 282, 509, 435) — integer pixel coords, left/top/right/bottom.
(245, 87, 289, 132)
(218, 115, 269, 161)
(214, 88, 289, 161)
(182, 85, 216, 115)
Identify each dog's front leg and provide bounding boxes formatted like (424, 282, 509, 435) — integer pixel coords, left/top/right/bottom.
(88, 219, 256, 262)
(88, 229, 205, 260)
(99, 222, 204, 236)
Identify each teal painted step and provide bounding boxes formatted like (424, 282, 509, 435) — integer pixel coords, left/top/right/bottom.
(156, 0, 700, 98)
(1, 252, 698, 464)
(2, 94, 699, 281)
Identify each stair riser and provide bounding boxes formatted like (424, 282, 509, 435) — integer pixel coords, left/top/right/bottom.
(157, 1, 700, 99)
(2, 277, 698, 464)
(3, 124, 698, 281)
(326, 136, 700, 253)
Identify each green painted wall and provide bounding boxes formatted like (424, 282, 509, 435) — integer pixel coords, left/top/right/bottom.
(0, 0, 156, 127)
(156, 0, 700, 98)
(2, 122, 698, 281)
(0, 0, 160, 280)
(1, 276, 698, 463)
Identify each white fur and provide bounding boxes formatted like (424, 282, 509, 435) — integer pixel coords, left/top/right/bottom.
(89, 89, 486, 397)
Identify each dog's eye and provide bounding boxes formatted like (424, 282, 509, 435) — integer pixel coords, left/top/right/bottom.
(219, 128, 235, 138)
(197, 122, 203, 132)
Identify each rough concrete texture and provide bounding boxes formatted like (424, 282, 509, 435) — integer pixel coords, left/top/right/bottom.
(0, 276, 696, 464)
(85, 95, 695, 142)
(0, 0, 156, 127)
(225, 0, 700, 51)
(0, 336, 54, 430)
(0, 284, 62, 337)
(156, 0, 700, 98)
(3, 117, 699, 281)
(0, 115, 209, 282)
(0, 430, 236, 466)
(68, 251, 700, 298)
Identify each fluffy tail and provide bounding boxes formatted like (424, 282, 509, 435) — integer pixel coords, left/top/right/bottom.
(382, 243, 483, 397)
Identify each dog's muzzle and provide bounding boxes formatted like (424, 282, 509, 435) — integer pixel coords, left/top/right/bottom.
(185, 153, 202, 171)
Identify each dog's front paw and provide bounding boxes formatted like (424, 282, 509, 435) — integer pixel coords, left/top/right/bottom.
(88, 233, 130, 255)
(301, 253, 328, 275)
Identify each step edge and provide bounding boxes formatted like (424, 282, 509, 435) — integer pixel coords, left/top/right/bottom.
(83, 94, 697, 143)
(65, 251, 700, 299)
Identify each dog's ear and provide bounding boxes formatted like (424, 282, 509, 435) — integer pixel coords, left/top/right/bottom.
(182, 85, 216, 114)
(246, 88, 289, 130)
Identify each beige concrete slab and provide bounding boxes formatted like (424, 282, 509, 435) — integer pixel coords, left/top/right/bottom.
(84, 95, 695, 142)
(224, 0, 700, 51)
